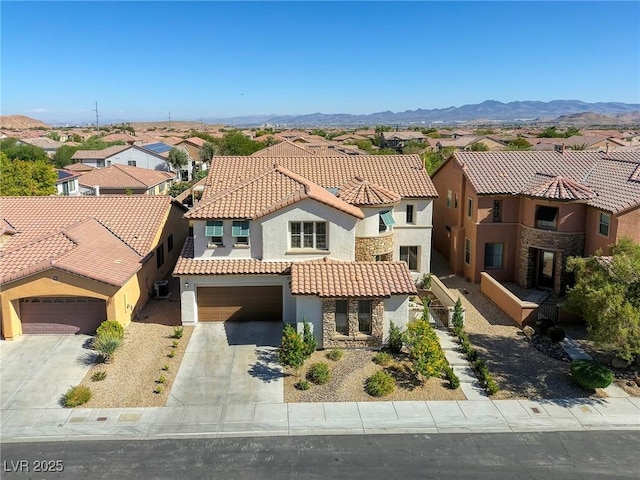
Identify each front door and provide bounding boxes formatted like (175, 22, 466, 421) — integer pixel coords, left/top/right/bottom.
(536, 250, 555, 290)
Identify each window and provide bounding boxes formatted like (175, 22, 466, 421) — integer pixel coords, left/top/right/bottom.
(97, 159, 105, 167)
(598, 212, 611, 237)
(374, 254, 384, 261)
(62, 182, 70, 195)
(400, 246, 419, 271)
(454, 192, 459, 209)
(156, 243, 164, 268)
(335, 300, 348, 334)
(379, 210, 395, 233)
(466, 197, 473, 218)
(484, 242, 504, 269)
(205, 220, 224, 246)
(168, 234, 174, 252)
(358, 300, 371, 334)
(535, 206, 558, 230)
(464, 238, 471, 265)
(232, 220, 250, 246)
(290, 222, 327, 250)
(128, 160, 137, 167)
(493, 200, 502, 223)
(406, 204, 414, 224)
(447, 190, 452, 208)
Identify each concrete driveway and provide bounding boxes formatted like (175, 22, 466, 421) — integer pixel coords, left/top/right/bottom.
(0, 335, 96, 409)
(167, 322, 283, 406)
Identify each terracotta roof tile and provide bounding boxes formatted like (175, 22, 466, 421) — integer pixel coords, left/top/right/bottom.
(520, 174, 596, 200)
(71, 145, 130, 160)
(202, 155, 437, 200)
(452, 151, 640, 213)
(64, 162, 96, 172)
(77, 164, 175, 190)
(290, 258, 417, 297)
(338, 177, 401, 206)
(186, 166, 364, 220)
(251, 140, 316, 157)
(173, 238, 290, 275)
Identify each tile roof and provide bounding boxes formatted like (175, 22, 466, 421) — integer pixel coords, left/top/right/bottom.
(18, 137, 63, 149)
(520, 174, 597, 201)
(64, 162, 96, 172)
(251, 140, 316, 157)
(186, 166, 364, 220)
(0, 195, 175, 257)
(451, 151, 640, 213)
(203, 155, 437, 200)
(290, 258, 417, 297)
(180, 137, 206, 148)
(337, 177, 401, 206)
(77, 164, 175, 190)
(173, 238, 290, 275)
(71, 145, 130, 160)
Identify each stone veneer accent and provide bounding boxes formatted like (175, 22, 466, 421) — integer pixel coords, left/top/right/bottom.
(355, 232, 394, 261)
(518, 225, 584, 295)
(322, 298, 384, 348)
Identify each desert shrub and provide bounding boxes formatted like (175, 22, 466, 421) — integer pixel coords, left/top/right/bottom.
(278, 324, 306, 371)
(570, 360, 614, 389)
(302, 320, 317, 357)
(547, 326, 566, 343)
(63, 385, 91, 407)
(443, 366, 460, 389)
(162, 364, 169, 371)
(295, 380, 310, 391)
(307, 362, 331, 385)
(451, 297, 464, 334)
(172, 340, 179, 348)
(366, 371, 396, 397)
(167, 350, 176, 358)
(91, 371, 107, 382)
(326, 349, 343, 361)
(96, 320, 124, 341)
(157, 374, 166, 384)
(154, 385, 164, 394)
(173, 326, 184, 339)
(535, 318, 555, 336)
(373, 351, 393, 366)
(416, 273, 432, 290)
(93, 334, 122, 363)
(403, 318, 448, 378)
(388, 321, 403, 354)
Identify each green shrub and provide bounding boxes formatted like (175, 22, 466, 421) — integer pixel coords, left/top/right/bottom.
(307, 362, 331, 385)
(388, 321, 403, 354)
(167, 350, 176, 358)
(535, 318, 555, 336)
(172, 340, 179, 348)
(173, 326, 184, 339)
(278, 324, 306, 370)
(63, 385, 91, 407)
(295, 380, 310, 391)
(93, 334, 122, 363)
(373, 351, 393, 366)
(451, 297, 464, 332)
(486, 378, 500, 395)
(366, 371, 396, 397)
(90, 371, 107, 382)
(96, 320, 124, 341)
(162, 364, 169, 371)
(403, 318, 448, 379)
(547, 326, 566, 343)
(570, 360, 614, 389)
(157, 374, 166, 384)
(154, 385, 164, 394)
(326, 349, 343, 361)
(416, 273, 432, 290)
(443, 366, 460, 389)
(302, 320, 317, 357)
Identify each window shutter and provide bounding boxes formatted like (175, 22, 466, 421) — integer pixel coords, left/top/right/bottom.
(380, 210, 396, 226)
(205, 220, 223, 237)
(232, 221, 249, 237)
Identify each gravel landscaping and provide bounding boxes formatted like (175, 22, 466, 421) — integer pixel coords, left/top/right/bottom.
(77, 291, 193, 408)
(430, 251, 604, 400)
(284, 349, 466, 403)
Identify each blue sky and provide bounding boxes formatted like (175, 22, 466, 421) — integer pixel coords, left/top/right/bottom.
(2, 1, 639, 124)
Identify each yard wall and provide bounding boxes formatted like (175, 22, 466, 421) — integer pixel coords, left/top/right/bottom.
(480, 272, 537, 327)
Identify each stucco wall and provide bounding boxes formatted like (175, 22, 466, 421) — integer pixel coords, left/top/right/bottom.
(431, 158, 465, 262)
(107, 148, 169, 171)
(383, 296, 409, 342)
(393, 199, 433, 275)
(193, 219, 261, 259)
(480, 272, 537, 327)
(295, 296, 324, 348)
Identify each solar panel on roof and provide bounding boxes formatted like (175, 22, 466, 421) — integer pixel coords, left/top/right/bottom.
(142, 142, 172, 154)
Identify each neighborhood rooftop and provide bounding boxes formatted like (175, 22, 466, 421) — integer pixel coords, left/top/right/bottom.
(77, 164, 175, 189)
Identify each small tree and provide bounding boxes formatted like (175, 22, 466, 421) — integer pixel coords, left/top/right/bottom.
(302, 319, 317, 357)
(403, 318, 448, 380)
(451, 297, 464, 334)
(167, 147, 188, 172)
(388, 321, 403, 354)
(199, 141, 217, 165)
(470, 141, 489, 151)
(278, 324, 306, 372)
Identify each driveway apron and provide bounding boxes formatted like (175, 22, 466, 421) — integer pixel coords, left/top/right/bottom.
(167, 322, 283, 406)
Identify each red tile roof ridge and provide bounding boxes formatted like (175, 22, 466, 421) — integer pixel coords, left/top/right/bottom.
(337, 176, 402, 206)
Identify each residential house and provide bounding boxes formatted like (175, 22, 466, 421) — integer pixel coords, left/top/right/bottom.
(380, 131, 425, 150)
(173, 155, 438, 348)
(77, 164, 176, 195)
(528, 136, 628, 152)
(142, 141, 196, 181)
(431, 151, 640, 295)
(17, 137, 64, 157)
(55, 169, 81, 196)
(436, 136, 507, 152)
(71, 145, 170, 172)
(0, 196, 188, 339)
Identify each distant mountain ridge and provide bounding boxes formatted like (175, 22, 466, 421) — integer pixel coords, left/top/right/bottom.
(205, 100, 640, 127)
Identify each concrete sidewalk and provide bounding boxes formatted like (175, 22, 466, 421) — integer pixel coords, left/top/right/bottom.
(2, 397, 639, 443)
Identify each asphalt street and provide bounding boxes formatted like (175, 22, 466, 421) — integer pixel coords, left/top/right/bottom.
(2, 431, 639, 479)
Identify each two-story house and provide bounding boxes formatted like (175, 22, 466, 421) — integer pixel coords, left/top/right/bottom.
(431, 151, 640, 295)
(71, 145, 170, 172)
(77, 164, 176, 195)
(174, 155, 438, 348)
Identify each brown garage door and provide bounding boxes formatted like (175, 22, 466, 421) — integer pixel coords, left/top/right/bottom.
(20, 297, 107, 334)
(197, 286, 282, 322)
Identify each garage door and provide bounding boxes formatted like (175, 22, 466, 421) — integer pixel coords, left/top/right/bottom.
(20, 297, 107, 334)
(197, 286, 282, 322)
